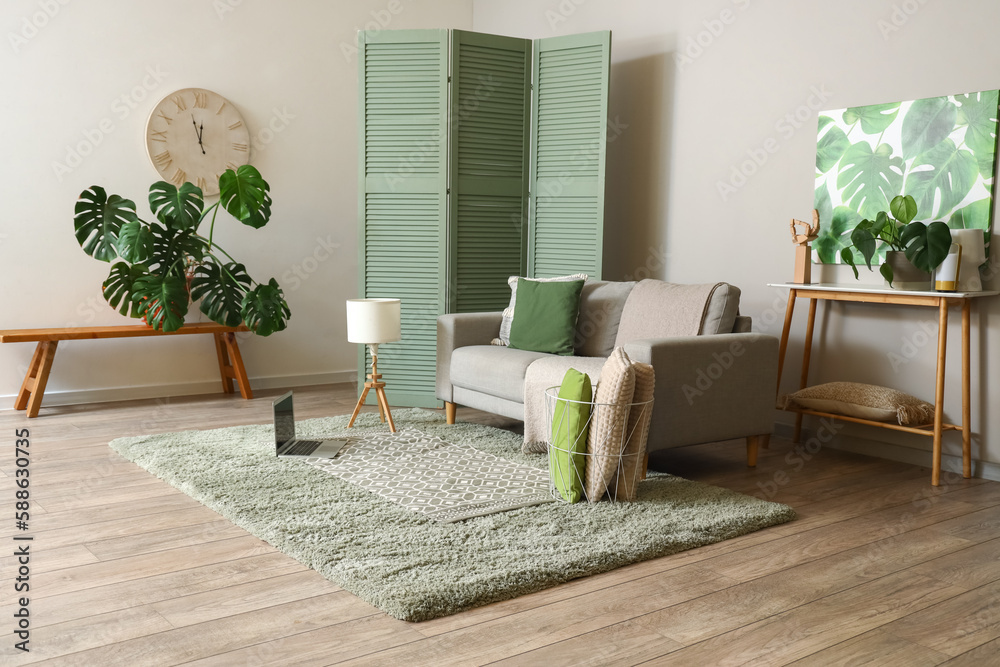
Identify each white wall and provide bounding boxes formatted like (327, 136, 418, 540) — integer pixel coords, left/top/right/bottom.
(0, 0, 471, 404)
(474, 0, 1000, 473)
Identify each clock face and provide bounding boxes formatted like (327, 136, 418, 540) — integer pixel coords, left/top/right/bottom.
(144, 88, 250, 196)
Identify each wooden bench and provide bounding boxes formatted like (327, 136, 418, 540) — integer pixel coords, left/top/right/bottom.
(0, 323, 253, 417)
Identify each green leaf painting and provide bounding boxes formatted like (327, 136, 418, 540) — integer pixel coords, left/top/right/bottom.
(815, 90, 998, 264)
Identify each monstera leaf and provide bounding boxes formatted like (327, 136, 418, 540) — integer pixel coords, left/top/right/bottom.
(837, 142, 904, 220)
(956, 91, 1000, 177)
(239, 193, 273, 230)
(843, 103, 900, 135)
(149, 181, 204, 230)
(901, 97, 957, 160)
(74, 187, 138, 262)
(948, 199, 991, 230)
(102, 262, 151, 318)
(132, 273, 188, 332)
(117, 220, 155, 264)
(816, 116, 850, 174)
(904, 139, 978, 220)
(902, 221, 953, 273)
(219, 165, 270, 226)
(148, 225, 206, 274)
(241, 278, 290, 337)
(190, 261, 252, 328)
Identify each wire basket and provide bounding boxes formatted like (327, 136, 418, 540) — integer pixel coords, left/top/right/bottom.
(544, 386, 654, 503)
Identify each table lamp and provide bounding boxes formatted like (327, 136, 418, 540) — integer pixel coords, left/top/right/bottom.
(346, 298, 401, 433)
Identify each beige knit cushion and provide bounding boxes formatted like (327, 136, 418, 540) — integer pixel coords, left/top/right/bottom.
(780, 382, 935, 426)
(585, 348, 635, 502)
(611, 362, 654, 501)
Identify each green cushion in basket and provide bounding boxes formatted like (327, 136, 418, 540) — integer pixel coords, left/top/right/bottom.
(549, 368, 593, 503)
(508, 278, 584, 356)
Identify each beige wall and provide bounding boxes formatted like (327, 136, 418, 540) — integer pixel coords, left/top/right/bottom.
(0, 0, 471, 405)
(474, 0, 1000, 476)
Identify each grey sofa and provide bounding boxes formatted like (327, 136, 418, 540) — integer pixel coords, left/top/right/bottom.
(436, 279, 779, 466)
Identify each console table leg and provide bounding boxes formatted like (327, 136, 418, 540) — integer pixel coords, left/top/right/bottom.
(932, 300, 949, 486)
(962, 299, 971, 478)
(776, 290, 797, 396)
(793, 298, 818, 442)
(223, 333, 253, 400)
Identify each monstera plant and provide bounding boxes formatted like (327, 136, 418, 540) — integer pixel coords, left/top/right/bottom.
(73, 165, 290, 334)
(839, 194, 952, 286)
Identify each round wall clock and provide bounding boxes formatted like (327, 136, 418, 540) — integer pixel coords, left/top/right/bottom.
(144, 88, 250, 196)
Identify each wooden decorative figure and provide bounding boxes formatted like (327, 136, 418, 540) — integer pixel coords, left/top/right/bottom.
(789, 210, 820, 284)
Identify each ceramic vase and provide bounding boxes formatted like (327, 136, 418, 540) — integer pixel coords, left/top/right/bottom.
(884, 251, 931, 291)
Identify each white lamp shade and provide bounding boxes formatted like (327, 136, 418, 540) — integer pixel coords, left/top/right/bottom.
(346, 298, 401, 344)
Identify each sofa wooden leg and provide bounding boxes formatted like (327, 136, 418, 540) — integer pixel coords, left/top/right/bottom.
(445, 401, 456, 425)
(746, 435, 760, 468)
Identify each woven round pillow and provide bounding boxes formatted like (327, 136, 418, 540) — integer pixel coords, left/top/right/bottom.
(585, 347, 635, 502)
(779, 381, 935, 425)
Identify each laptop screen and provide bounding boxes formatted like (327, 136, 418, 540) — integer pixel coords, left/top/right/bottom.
(273, 392, 295, 449)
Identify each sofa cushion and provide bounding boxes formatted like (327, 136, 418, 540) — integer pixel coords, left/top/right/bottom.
(495, 273, 588, 346)
(450, 346, 551, 404)
(612, 361, 654, 501)
(548, 368, 593, 503)
(574, 280, 636, 358)
(615, 280, 741, 346)
(508, 278, 585, 355)
(585, 348, 635, 502)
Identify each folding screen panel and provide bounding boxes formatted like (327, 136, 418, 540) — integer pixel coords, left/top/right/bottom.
(528, 31, 611, 279)
(358, 30, 448, 408)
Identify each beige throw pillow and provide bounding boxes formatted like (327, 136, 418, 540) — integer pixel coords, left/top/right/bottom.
(611, 362, 654, 501)
(585, 347, 635, 502)
(780, 382, 935, 426)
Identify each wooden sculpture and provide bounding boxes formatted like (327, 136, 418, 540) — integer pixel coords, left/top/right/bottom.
(789, 209, 820, 284)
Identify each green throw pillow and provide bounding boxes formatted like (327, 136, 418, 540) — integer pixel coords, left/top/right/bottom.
(549, 368, 593, 503)
(507, 279, 584, 355)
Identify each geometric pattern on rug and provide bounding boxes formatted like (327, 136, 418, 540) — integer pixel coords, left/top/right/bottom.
(109, 408, 796, 622)
(306, 427, 554, 522)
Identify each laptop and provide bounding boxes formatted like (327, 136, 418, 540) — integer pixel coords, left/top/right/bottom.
(273, 391, 347, 459)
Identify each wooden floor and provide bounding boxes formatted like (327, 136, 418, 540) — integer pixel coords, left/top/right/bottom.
(1, 383, 998, 666)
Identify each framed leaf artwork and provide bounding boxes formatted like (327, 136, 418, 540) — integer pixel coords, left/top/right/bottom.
(813, 90, 999, 264)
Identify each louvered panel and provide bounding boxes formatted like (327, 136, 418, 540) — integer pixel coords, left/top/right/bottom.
(449, 31, 531, 313)
(454, 193, 524, 312)
(359, 30, 447, 408)
(528, 31, 610, 279)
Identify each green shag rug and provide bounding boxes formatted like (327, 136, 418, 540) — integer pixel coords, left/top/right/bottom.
(109, 408, 795, 622)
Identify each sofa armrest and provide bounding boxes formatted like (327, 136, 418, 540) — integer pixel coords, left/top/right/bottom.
(623, 333, 778, 451)
(437, 312, 504, 402)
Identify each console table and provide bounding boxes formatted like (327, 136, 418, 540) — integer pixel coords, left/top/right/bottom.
(769, 282, 999, 486)
(0, 323, 253, 418)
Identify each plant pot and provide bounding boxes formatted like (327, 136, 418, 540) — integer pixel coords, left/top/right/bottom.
(884, 251, 931, 290)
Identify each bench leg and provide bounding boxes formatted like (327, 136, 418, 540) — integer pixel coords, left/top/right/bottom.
(15, 341, 58, 418)
(214, 333, 253, 400)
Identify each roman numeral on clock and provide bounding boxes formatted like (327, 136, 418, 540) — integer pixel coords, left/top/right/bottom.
(193, 92, 208, 108)
(171, 95, 187, 112)
(228, 120, 243, 130)
(156, 111, 172, 125)
(170, 168, 187, 186)
(231, 142, 248, 152)
(196, 177, 208, 191)
(150, 130, 168, 142)
(153, 150, 172, 168)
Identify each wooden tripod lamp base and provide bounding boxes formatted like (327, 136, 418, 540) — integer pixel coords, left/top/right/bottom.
(347, 345, 396, 433)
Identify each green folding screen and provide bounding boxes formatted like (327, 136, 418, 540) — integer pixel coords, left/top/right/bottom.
(359, 29, 610, 407)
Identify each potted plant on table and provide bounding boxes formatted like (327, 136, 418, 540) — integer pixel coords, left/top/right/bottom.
(839, 194, 953, 289)
(73, 165, 290, 334)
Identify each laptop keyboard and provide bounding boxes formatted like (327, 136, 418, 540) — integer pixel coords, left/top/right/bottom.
(284, 439, 322, 456)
